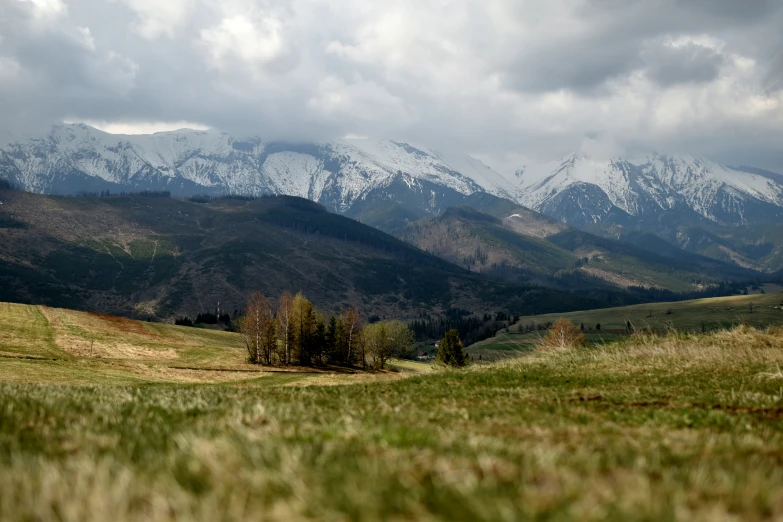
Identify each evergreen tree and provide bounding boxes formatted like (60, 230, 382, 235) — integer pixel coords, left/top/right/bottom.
(313, 317, 326, 365)
(436, 329, 467, 367)
(292, 293, 316, 366)
(325, 315, 338, 363)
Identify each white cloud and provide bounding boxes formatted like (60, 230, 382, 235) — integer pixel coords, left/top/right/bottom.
(69, 120, 210, 134)
(22, 0, 67, 19)
(201, 14, 285, 66)
(121, 0, 194, 39)
(307, 75, 414, 125)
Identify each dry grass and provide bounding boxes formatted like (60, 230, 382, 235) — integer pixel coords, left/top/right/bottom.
(1, 309, 782, 520)
(0, 302, 428, 386)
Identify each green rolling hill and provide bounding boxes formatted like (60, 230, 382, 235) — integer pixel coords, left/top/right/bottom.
(468, 289, 783, 360)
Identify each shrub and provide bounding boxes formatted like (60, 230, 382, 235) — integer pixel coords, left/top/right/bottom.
(364, 320, 414, 370)
(540, 319, 586, 350)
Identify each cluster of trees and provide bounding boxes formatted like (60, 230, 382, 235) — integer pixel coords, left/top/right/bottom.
(188, 194, 258, 203)
(627, 281, 752, 302)
(409, 310, 519, 346)
(238, 291, 413, 370)
(175, 312, 233, 328)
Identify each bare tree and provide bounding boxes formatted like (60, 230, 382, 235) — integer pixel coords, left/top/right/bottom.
(277, 291, 294, 365)
(239, 291, 273, 364)
(343, 307, 360, 364)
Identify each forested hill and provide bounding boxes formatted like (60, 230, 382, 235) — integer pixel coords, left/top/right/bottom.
(0, 188, 602, 320)
(401, 205, 759, 297)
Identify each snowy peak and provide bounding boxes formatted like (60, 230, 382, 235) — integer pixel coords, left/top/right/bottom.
(0, 124, 512, 216)
(515, 152, 783, 225)
(2, 123, 783, 229)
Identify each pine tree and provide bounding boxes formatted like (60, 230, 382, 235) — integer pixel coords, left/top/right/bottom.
(310, 317, 323, 365)
(436, 329, 467, 367)
(325, 315, 338, 363)
(291, 293, 316, 366)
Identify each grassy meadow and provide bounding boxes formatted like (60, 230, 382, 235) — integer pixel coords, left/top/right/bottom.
(1, 301, 783, 520)
(0, 302, 417, 386)
(468, 291, 783, 360)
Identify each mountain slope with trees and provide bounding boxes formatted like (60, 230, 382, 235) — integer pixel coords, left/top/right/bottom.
(400, 205, 759, 296)
(0, 187, 600, 321)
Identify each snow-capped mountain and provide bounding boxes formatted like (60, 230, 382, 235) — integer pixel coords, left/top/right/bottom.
(2, 124, 783, 232)
(513, 153, 783, 227)
(0, 124, 516, 225)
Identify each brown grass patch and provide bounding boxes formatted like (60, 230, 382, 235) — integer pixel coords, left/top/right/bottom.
(63, 339, 178, 360)
(87, 312, 167, 339)
(40, 307, 179, 360)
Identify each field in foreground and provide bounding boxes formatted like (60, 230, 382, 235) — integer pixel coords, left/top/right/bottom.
(469, 291, 783, 360)
(1, 303, 783, 521)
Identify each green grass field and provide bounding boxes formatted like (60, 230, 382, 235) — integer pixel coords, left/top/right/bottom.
(0, 303, 424, 386)
(469, 291, 783, 360)
(1, 301, 783, 520)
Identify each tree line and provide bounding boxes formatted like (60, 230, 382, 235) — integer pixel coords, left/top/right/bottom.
(71, 190, 173, 198)
(409, 310, 519, 346)
(237, 291, 415, 370)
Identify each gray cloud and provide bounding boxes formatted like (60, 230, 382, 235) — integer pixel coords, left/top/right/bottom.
(1, 0, 783, 171)
(643, 42, 725, 87)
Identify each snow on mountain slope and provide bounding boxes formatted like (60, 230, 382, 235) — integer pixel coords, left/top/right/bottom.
(262, 152, 327, 200)
(514, 153, 783, 225)
(2, 123, 783, 229)
(333, 139, 484, 195)
(0, 124, 511, 213)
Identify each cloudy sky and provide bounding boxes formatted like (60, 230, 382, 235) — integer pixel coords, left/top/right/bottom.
(2, 0, 783, 171)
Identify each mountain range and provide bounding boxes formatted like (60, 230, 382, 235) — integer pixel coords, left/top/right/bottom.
(2, 123, 783, 276)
